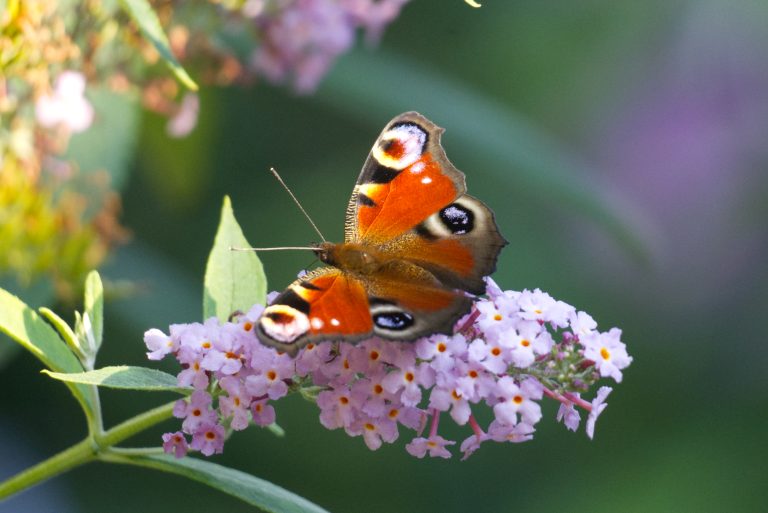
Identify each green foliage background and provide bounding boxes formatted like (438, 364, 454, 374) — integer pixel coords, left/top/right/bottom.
(2, 1, 767, 512)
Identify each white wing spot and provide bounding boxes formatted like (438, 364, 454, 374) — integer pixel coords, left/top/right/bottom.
(260, 305, 310, 343)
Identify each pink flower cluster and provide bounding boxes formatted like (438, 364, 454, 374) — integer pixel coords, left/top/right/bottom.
(144, 279, 632, 459)
(250, 0, 410, 93)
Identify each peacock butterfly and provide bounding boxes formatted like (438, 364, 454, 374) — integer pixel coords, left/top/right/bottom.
(256, 112, 507, 356)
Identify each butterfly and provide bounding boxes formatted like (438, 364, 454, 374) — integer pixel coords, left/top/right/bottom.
(256, 112, 507, 356)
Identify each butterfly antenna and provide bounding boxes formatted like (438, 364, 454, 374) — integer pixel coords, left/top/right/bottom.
(269, 167, 327, 242)
(230, 246, 317, 252)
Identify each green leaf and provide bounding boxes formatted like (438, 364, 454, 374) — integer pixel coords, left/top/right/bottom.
(43, 366, 187, 393)
(320, 51, 653, 263)
(84, 271, 104, 353)
(119, 0, 198, 91)
(0, 288, 97, 419)
(39, 307, 81, 359)
(121, 454, 331, 513)
(204, 196, 267, 321)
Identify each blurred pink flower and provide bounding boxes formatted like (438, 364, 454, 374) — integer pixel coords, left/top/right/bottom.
(35, 71, 94, 133)
(251, 0, 410, 93)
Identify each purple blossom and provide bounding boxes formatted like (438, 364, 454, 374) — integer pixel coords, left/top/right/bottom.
(145, 279, 631, 459)
(162, 431, 189, 458)
(190, 423, 226, 456)
(405, 435, 455, 459)
(582, 328, 633, 383)
(586, 387, 612, 439)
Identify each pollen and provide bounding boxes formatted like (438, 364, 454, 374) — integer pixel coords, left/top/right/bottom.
(437, 342, 447, 352)
(266, 370, 277, 381)
(339, 396, 349, 405)
(405, 372, 415, 382)
(388, 408, 399, 418)
(493, 314, 503, 321)
(369, 350, 380, 361)
(254, 403, 263, 412)
(600, 347, 611, 360)
(205, 431, 216, 440)
(307, 343, 315, 350)
(534, 309, 542, 314)
(513, 395, 523, 405)
(451, 389, 462, 400)
(373, 384, 384, 394)
(365, 423, 376, 431)
(234, 397, 240, 406)
(521, 339, 530, 347)
(491, 347, 501, 356)
(243, 322, 253, 331)
(202, 341, 212, 349)
(468, 370, 478, 379)
(343, 359, 350, 370)
(192, 408, 201, 417)
(226, 351, 237, 359)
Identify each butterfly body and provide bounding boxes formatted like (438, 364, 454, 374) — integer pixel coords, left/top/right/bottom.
(257, 112, 507, 356)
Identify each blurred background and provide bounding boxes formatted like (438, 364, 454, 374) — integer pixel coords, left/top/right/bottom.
(2, 0, 767, 512)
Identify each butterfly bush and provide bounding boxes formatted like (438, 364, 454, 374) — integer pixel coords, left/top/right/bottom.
(145, 278, 632, 459)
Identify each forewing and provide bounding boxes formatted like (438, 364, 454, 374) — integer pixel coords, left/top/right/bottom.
(344, 112, 466, 244)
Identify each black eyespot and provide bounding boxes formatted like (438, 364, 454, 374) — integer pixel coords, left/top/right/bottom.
(373, 311, 414, 331)
(439, 204, 474, 234)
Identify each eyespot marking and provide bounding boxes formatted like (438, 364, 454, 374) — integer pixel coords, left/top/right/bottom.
(373, 311, 414, 331)
(439, 203, 474, 235)
(372, 122, 427, 170)
(260, 305, 310, 343)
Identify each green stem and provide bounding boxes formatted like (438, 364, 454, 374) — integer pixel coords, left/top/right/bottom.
(0, 438, 95, 500)
(0, 401, 176, 501)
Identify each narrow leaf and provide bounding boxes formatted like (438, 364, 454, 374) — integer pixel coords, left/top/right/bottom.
(122, 454, 331, 513)
(84, 271, 104, 352)
(204, 196, 267, 321)
(39, 307, 81, 359)
(119, 0, 198, 91)
(0, 288, 97, 417)
(43, 366, 187, 393)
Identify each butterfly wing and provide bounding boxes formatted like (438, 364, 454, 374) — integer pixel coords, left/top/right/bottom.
(257, 112, 505, 355)
(345, 112, 507, 295)
(255, 264, 471, 355)
(255, 268, 373, 356)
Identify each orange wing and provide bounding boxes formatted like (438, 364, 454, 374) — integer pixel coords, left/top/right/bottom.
(256, 268, 373, 356)
(344, 112, 466, 244)
(344, 112, 507, 295)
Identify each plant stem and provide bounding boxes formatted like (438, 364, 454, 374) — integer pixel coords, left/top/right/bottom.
(0, 400, 176, 501)
(0, 438, 95, 500)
